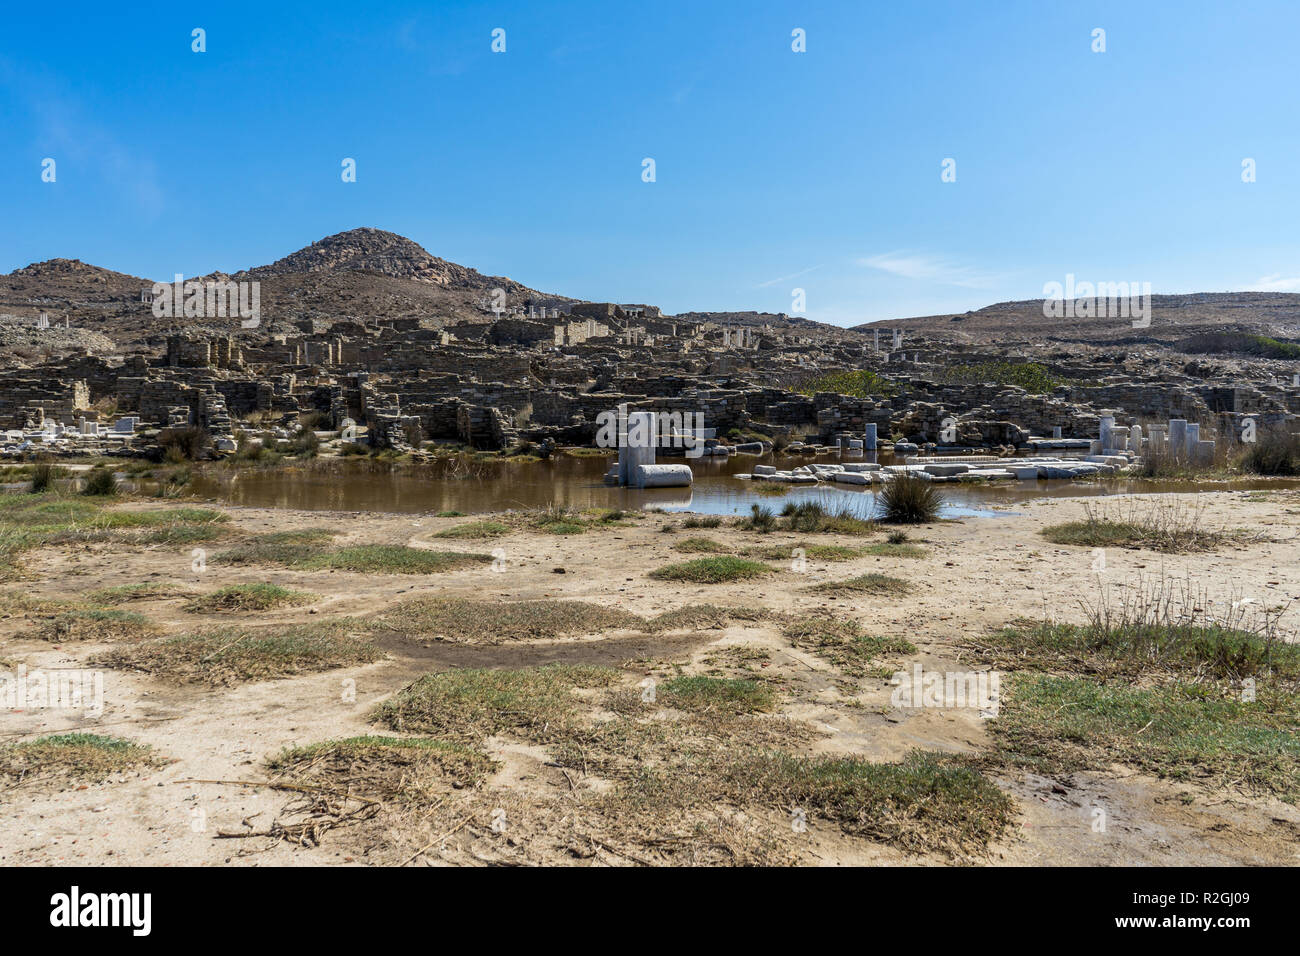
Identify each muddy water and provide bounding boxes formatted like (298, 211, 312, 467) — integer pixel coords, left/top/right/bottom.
(181, 453, 1300, 519)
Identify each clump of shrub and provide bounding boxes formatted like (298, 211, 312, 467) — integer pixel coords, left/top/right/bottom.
(81, 468, 118, 497)
(1239, 428, 1300, 476)
(157, 425, 211, 463)
(29, 463, 61, 493)
(876, 473, 943, 523)
(736, 503, 777, 533)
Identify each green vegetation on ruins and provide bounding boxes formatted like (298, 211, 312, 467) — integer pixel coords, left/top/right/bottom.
(936, 361, 1060, 394)
(795, 369, 898, 398)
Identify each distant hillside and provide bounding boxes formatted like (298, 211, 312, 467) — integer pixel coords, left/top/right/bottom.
(0, 229, 578, 352)
(859, 292, 1300, 346)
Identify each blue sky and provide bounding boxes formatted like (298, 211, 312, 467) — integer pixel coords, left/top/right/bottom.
(2, 0, 1298, 325)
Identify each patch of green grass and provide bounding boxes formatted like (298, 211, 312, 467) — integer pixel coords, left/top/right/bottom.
(183, 583, 318, 613)
(0, 495, 230, 579)
(975, 620, 1300, 684)
(374, 598, 643, 643)
(809, 572, 912, 595)
(715, 750, 1012, 854)
(371, 665, 621, 741)
(433, 521, 510, 539)
(93, 620, 382, 685)
(82, 468, 118, 496)
(213, 528, 336, 564)
(1040, 500, 1231, 553)
(778, 501, 879, 535)
(1239, 429, 1300, 476)
(216, 531, 490, 574)
(301, 545, 492, 574)
(989, 673, 1300, 799)
(937, 361, 1059, 394)
(796, 368, 898, 399)
(435, 510, 465, 517)
(0, 733, 164, 782)
(752, 481, 791, 496)
(672, 536, 732, 554)
(659, 675, 775, 714)
(650, 556, 775, 584)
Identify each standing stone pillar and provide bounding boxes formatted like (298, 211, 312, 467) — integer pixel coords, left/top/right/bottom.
(1168, 419, 1187, 458)
(1099, 415, 1115, 452)
(864, 423, 878, 451)
(1185, 422, 1200, 459)
(1052, 426, 1063, 439)
(1128, 424, 1142, 454)
(618, 411, 657, 486)
(873, 329, 881, 351)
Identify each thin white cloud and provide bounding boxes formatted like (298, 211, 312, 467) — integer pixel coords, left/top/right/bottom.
(858, 251, 999, 289)
(756, 264, 823, 288)
(1249, 274, 1300, 292)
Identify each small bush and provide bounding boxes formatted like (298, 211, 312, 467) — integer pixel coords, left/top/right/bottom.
(29, 463, 58, 493)
(877, 473, 943, 524)
(158, 425, 211, 462)
(81, 468, 118, 497)
(737, 503, 776, 533)
(1239, 428, 1300, 476)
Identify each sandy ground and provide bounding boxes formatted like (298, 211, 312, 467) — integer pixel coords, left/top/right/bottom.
(2, 488, 1299, 866)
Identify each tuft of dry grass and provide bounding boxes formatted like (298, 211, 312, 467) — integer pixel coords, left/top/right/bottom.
(372, 665, 621, 741)
(93, 620, 382, 685)
(782, 614, 916, 677)
(20, 604, 158, 643)
(267, 736, 497, 800)
(184, 583, 318, 613)
(808, 573, 912, 596)
(0, 733, 166, 784)
(374, 598, 643, 644)
(1040, 499, 1238, 553)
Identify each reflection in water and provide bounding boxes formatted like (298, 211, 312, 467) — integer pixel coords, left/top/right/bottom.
(181, 453, 1299, 518)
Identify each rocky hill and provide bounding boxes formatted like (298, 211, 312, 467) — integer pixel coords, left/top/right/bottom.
(862, 292, 1300, 347)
